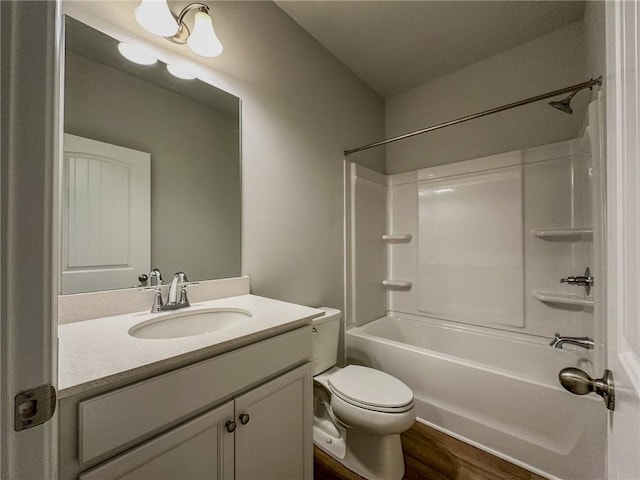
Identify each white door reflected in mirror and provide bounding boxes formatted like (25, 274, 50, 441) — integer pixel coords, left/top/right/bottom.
(62, 134, 151, 294)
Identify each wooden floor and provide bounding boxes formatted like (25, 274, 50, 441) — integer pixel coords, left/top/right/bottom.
(314, 421, 547, 480)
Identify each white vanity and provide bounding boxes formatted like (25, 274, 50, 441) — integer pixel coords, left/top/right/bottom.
(58, 291, 323, 480)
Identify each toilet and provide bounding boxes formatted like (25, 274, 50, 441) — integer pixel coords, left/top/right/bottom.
(312, 308, 416, 480)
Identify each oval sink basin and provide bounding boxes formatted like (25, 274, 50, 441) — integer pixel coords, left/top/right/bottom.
(129, 308, 253, 339)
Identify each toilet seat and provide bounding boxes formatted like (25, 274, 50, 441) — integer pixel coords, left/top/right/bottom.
(328, 365, 414, 413)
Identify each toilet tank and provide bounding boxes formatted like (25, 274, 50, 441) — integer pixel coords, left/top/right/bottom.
(311, 307, 341, 375)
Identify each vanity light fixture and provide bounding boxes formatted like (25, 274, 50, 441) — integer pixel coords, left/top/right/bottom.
(166, 63, 196, 80)
(135, 0, 223, 58)
(117, 42, 158, 65)
(134, 0, 179, 37)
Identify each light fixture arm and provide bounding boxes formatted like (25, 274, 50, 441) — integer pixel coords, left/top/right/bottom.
(176, 3, 209, 25)
(135, 0, 223, 57)
(167, 2, 210, 44)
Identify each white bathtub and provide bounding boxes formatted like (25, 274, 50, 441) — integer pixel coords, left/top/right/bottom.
(346, 314, 605, 480)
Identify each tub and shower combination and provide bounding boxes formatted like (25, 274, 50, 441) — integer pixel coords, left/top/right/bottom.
(346, 314, 603, 480)
(344, 97, 606, 479)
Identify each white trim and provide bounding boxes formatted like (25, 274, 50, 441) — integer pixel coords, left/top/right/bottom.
(415, 138, 577, 182)
(605, 1, 640, 479)
(0, 1, 61, 478)
(352, 163, 387, 185)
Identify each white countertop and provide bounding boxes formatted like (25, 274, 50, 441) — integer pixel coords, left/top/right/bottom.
(58, 294, 324, 398)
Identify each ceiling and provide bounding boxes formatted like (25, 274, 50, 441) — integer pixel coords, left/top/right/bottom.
(275, 1, 585, 98)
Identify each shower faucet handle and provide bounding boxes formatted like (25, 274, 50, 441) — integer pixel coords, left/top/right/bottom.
(560, 267, 593, 295)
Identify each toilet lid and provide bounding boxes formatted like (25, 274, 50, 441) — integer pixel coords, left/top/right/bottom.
(328, 365, 414, 410)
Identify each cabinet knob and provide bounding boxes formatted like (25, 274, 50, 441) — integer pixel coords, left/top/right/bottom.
(225, 420, 237, 433)
(239, 413, 250, 425)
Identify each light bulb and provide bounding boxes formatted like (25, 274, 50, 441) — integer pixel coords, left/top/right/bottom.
(187, 10, 223, 58)
(117, 43, 158, 66)
(166, 64, 196, 80)
(135, 0, 179, 37)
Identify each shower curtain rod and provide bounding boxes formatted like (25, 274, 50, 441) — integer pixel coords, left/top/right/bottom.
(344, 76, 602, 156)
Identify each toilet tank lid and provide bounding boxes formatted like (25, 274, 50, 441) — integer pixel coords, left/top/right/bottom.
(312, 307, 342, 325)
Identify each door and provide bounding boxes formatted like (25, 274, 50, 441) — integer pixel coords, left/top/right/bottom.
(234, 364, 313, 480)
(61, 134, 151, 294)
(605, 1, 640, 478)
(0, 1, 60, 479)
(78, 402, 235, 480)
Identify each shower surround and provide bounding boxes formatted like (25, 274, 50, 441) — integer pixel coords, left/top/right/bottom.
(344, 99, 605, 479)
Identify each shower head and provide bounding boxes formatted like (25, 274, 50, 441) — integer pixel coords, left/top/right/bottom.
(549, 98, 573, 114)
(548, 89, 579, 115)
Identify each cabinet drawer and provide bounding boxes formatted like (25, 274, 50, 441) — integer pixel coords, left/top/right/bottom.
(79, 401, 234, 480)
(79, 326, 311, 463)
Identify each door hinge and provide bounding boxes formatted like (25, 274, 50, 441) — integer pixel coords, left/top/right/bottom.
(15, 384, 57, 431)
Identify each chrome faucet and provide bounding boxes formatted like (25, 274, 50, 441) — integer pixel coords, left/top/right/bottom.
(138, 268, 163, 287)
(550, 332, 595, 350)
(140, 270, 199, 313)
(148, 268, 163, 286)
(166, 272, 194, 307)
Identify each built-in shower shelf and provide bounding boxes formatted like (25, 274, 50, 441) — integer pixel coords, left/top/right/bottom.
(382, 234, 413, 243)
(382, 280, 413, 289)
(531, 228, 593, 241)
(533, 290, 594, 307)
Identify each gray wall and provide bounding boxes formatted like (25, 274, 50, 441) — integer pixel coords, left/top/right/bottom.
(221, 3, 385, 309)
(385, 21, 587, 174)
(66, 1, 386, 310)
(584, 1, 605, 82)
(65, 52, 241, 282)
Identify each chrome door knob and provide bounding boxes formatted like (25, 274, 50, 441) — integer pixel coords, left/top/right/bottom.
(239, 413, 250, 425)
(559, 367, 615, 411)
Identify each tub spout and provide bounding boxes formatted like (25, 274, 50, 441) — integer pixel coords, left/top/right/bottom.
(550, 332, 594, 350)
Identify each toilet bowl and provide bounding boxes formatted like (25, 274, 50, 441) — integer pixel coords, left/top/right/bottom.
(312, 308, 416, 480)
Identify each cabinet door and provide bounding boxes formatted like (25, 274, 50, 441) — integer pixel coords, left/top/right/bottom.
(234, 363, 313, 480)
(79, 401, 234, 480)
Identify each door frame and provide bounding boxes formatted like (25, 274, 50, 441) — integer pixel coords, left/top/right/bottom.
(0, 1, 62, 478)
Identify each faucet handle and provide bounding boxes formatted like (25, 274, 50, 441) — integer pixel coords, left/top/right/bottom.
(178, 278, 200, 306)
(139, 286, 164, 312)
(560, 267, 593, 295)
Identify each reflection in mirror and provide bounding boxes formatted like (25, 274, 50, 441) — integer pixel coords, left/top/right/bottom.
(62, 17, 241, 294)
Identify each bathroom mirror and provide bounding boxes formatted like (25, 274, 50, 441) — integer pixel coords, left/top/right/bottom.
(61, 17, 241, 294)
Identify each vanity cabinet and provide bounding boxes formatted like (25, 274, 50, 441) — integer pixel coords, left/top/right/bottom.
(234, 365, 310, 479)
(59, 326, 313, 480)
(79, 401, 235, 480)
(79, 364, 311, 480)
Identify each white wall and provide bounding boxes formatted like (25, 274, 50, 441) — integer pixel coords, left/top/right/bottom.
(63, 1, 386, 310)
(385, 21, 587, 174)
(385, 139, 596, 340)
